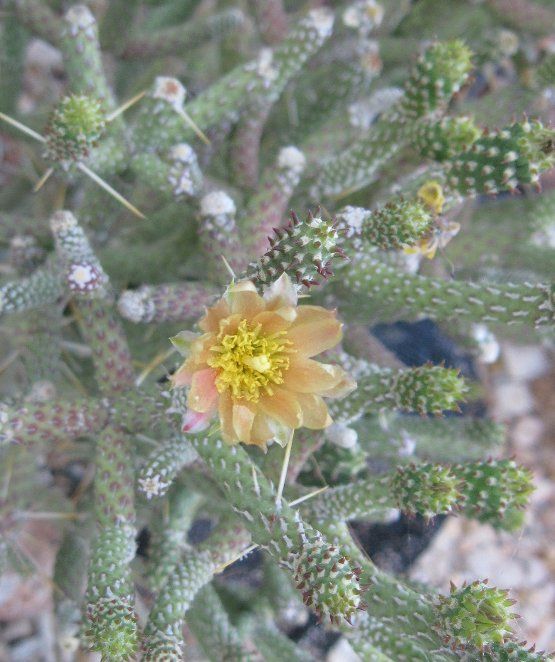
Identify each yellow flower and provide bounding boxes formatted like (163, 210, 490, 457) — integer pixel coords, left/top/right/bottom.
(171, 274, 356, 449)
(417, 180, 446, 215)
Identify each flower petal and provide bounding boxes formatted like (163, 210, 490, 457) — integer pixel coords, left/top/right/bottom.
(296, 392, 332, 429)
(284, 358, 346, 393)
(252, 308, 296, 334)
(319, 367, 357, 398)
(258, 386, 303, 430)
(199, 298, 229, 332)
(263, 273, 298, 308)
(232, 403, 256, 443)
(181, 408, 213, 433)
(267, 418, 293, 447)
(170, 330, 199, 356)
(290, 305, 336, 327)
(229, 289, 265, 318)
(286, 317, 343, 357)
(187, 368, 218, 413)
(249, 413, 273, 449)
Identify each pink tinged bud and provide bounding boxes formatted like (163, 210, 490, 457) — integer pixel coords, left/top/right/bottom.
(181, 408, 212, 434)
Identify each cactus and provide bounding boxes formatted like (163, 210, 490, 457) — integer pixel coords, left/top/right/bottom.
(0, 2, 553, 661)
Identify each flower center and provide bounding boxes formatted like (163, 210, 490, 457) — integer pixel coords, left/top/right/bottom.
(207, 319, 291, 401)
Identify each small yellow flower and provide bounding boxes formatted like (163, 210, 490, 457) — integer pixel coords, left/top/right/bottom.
(417, 180, 446, 215)
(171, 274, 355, 449)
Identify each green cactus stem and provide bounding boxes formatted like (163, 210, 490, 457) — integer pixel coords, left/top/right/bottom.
(311, 40, 474, 198)
(455, 459, 534, 531)
(50, 210, 134, 394)
(120, 9, 245, 60)
(61, 5, 117, 108)
(84, 425, 137, 661)
(142, 516, 251, 660)
(137, 435, 198, 500)
(187, 583, 256, 661)
(446, 120, 555, 196)
(358, 414, 504, 463)
(340, 252, 554, 327)
(0, 260, 63, 316)
(415, 116, 481, 162)
(188, 432, 363, 626)
(118, 281, 218, 324)
(241, 146, 307, 255)
(131, 143, 203, 200)
(328, 360, 467, 424)
(199, 191, 246, 282)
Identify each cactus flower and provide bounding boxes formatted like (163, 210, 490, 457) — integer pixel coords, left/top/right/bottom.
(171, 274, 355, 448)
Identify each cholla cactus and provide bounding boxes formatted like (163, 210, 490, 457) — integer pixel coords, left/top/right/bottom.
(0, 2, 554, 661)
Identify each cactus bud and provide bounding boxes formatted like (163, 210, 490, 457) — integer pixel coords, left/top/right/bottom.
(246, 211, 344, 289)
(341, 198, 433, 250)
(435, 580, 517, 650)
(391, 463, 460, 518)
(292, 534, 362, 625)
(401, 40, 473, 117)
(43, 94, 106, 167)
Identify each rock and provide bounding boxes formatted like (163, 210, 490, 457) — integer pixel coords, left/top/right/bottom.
(327, 637, 360, 662)
(502, 344, 549, 381)
(492, 381, 534, 420)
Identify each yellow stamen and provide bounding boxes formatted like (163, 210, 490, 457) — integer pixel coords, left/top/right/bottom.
(207, 319, 292, 401)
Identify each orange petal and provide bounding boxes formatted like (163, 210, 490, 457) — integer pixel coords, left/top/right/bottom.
(284, 358, 346, 393)
(248, 413, 273, 449)
(296, 392, 332, 429)
(286, 317, 343, 357)
(263, 273, 298, 308)
(189, 333, 216, 365)
(258, 387, 303, 430)
(217, 313, 242, 338)
(232, 402, 256, 443)
(290, 305, 336, 327)
(199, 298, 229, 332)
(187, 368, 218, 413)
(319, 368, 357, 398)
(252, 308, 296, 334)
(230, 289, 265, 318)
